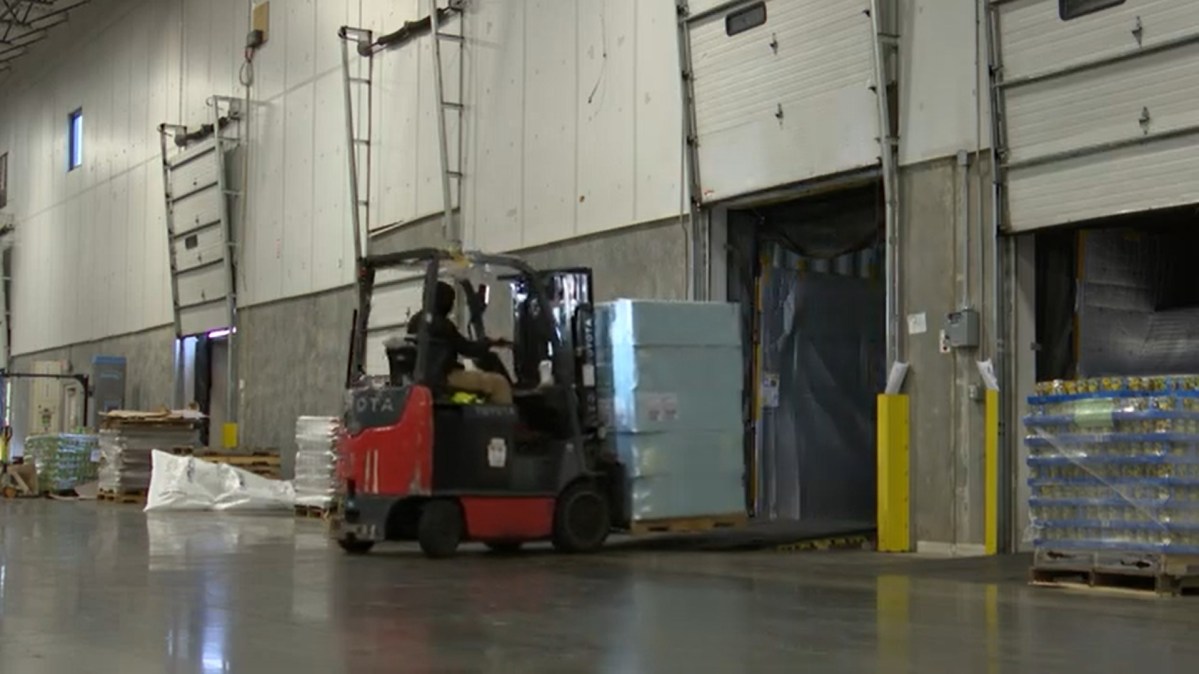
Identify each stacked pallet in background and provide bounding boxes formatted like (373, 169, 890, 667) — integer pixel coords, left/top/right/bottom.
(100, 410, 202, 502)
(1025, 376, 1199, 594)
(174, 448, 282, 479)
(24, 434, 99, 493)
(294, 416, 339, 516)
(596, 300, 747, 534)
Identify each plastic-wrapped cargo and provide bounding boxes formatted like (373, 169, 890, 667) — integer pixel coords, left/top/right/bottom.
(294, 416, 339, 508)
(1024, 375, 1199, 554)
(145, 450, 296, 512)
(596, 300, 745, 523)
(24, 434, 99, 493)
(99, 413, 201, 494)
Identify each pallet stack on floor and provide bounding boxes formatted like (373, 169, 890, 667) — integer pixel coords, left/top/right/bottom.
(24, 434, 99, 494)
(1025, 376, 1199, 595)
(293, 416, 339, 518)
(99, 411, 201, 504)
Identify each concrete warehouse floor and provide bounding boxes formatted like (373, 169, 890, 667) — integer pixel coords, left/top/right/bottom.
(2, 501, 1198, 673)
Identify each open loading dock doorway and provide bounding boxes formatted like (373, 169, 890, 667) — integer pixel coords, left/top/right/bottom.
(726, 180, 885, 529)
(1035, 206, 1199, 381)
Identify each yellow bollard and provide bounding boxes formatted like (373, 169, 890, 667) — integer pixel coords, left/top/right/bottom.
(222, 422, 240, 450)
(877, 394, 911, 552)
(985, 389, 1000, 555)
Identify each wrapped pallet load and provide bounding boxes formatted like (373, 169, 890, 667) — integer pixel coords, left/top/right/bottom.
(294, 416, 339, 509)
(1026, 376, 1199, 555)
(24, 434, 99, 493)
(596, 300, 745, 526)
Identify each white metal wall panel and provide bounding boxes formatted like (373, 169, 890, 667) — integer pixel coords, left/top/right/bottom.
(576, 0, 636, 237)
(464, 0, 526, 252)
(365, 278, 424, 377)
(687, 0, 879, 202)
(284, 83, 316, 298)
(522, 0, 579, 247)
(635, 0, 686, 223)
(461, 0, 684, 251)
(995, 0, 1199, 231)
(2, 0, 688, 356)
(313, 70, 354, 291)
(109, 174, 131, 338)
(898, 0, 991, 166)
(285, 0, 317, 90)
(374, 33, 422, 231)
(368, 281, 423, 331)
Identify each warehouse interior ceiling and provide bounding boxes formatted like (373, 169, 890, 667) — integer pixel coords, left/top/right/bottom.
(0, 0, 89, 76)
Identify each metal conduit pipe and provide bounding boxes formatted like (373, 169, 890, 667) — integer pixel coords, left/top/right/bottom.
(868, 0, 900, 369)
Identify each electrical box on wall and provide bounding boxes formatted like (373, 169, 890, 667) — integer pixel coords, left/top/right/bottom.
(944, 309, 980, 349)
(251, 2, 270, 45)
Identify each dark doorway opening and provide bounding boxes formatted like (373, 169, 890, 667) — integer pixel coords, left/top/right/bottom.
(727, 181, 886, 527)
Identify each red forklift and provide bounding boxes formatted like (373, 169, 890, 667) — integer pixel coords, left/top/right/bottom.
(330, 248, 627, 558)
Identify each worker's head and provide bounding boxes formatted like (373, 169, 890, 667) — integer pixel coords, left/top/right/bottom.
(433, 281, 456, 317)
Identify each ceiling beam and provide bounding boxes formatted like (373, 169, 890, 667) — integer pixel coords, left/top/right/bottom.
(0, 0, 88, 71)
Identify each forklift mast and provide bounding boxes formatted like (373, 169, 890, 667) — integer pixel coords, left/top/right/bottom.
(509, 268, 600, 437)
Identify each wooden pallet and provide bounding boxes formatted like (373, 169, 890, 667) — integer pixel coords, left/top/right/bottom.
(295, 505, 332, 520)
(629, 513, 748, 536)
(1031, 548, 1199, 597)
(97, 489, 148, 505)
(194, 454, 281, 467)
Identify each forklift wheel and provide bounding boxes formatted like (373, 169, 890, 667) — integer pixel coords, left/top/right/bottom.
(418, 499, 463, 559)
(552, 482, 610, 554)
(484, 541, 524, 554)
(337, 537, 375, 555)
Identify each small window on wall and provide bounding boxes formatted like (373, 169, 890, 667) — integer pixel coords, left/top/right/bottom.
(1060, 0, 1125, 20)
(68, 109, 83, 171)
(726, 2, 766, 37)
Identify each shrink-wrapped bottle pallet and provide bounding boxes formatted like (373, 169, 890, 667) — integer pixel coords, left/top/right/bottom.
(99, 411, 201, 495)
(1025, 375, 1199, 554)
(295, 416, 339, 509)
(596, 300, 746, 525)
(24, 434, 99, 493)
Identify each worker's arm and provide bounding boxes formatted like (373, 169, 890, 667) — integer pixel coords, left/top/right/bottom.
(445, 321, 494, 360)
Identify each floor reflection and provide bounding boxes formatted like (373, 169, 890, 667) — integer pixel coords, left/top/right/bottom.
(4, 501, 1199, 673)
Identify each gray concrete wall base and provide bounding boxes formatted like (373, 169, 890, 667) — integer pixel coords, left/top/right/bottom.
(899, 154, 996, 548)
(9, 326, 175, 454)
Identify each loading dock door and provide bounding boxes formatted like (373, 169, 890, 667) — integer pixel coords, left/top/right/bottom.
(164, 138, 235, 336)
(683, 0, 880, 203)
(992, 0, 1199, 232)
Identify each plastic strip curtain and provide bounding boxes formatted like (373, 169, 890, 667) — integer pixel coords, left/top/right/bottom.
(755, 249, 884, 522)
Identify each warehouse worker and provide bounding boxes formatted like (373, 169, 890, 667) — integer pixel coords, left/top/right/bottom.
(407, 281, 514, 405)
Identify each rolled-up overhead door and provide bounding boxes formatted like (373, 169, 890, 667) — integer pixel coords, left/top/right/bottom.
(992, 0, 1199, 232)
(682, 0, 880, 203)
